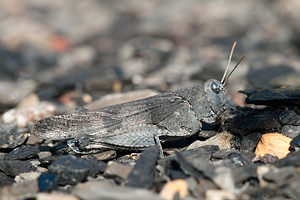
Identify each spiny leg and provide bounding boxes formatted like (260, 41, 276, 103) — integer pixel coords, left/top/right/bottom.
(67, 139, 107, 154)
(154, 135, 164, 159)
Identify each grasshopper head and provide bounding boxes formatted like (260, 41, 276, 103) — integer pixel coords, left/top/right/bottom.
(202, 41, 246, 123)
(202, 79, 228, 123)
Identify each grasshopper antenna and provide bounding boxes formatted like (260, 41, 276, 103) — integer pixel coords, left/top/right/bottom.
(221, 41, 237, 84)
(223, 54, 246, 86)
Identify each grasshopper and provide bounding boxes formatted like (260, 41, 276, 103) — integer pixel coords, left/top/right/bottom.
(32, 42, 245, 156)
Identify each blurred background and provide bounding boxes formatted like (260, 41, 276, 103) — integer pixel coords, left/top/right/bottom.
(1, 0, 300, 112)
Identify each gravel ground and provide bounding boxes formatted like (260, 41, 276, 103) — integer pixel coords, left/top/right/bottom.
(0, 1, 300, 200)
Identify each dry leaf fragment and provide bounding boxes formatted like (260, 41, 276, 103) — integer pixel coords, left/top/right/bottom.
(255, 132, 292, 159)
(160, 179, 189, 200)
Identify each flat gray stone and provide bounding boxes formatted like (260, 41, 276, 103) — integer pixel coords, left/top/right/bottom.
(104, 161, 133, 181)
(73, 181, 161, 200)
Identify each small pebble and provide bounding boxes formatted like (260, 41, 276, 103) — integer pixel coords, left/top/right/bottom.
(36, 192, 79, 200)
(3, 102, 56, 127)
(206, 189, 236, 200)
(290, 134, 300, 152)
(104, 161, 133, 181)
(38, 173, 58, 192)
(281, 125, 300, 138)
(188, 132, 232, 150)
(160, 179, 189, 200)
(15, 171, 41, 183)
(38, 151, 52, 159)
(227, 152, 245, 167)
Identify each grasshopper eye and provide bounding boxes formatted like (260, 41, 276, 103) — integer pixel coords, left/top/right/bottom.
(211, 82, 220, 94)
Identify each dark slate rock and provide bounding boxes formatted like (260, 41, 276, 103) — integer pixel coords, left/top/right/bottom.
(50, 142, 69, 155)
(161, 146, 219, 180)
(282, 174, 300, 200)
(212, 148, 240, 160)
(190, 157, 216, 180)
(213, 149, 255, 167)
(240, 87, 300, 106)
(239, 151, 256, 165)
(0, 159, 36, 176)
(48, 155, 100, 185)
(0, 172, 14, 187)
(281, 125, 300, 138)
(81, 155, 107, 175)
(263, 166, 297, 187)
(38, 172, 58, 192)
(198, 123, 218, 138)
(245, 186, 278, 199)
(227, 152, 245, 167)
(180, 145, 219, 162)
(225, 109, 281, 136)
(97, 161, 107, 173)
(0, 123, 29, 149)
(4, 146, 39, 160)
(161, 148, 210, 181)
(275, 151, 300, 167)
(173, 151, 204, 181)
(39, 155, 61, 166)
(290, 134, 300, 152)
(161, 158, 189, 180)
(279, 110, 300, 125)
(165, 168, 189, 181)
(240, 132, 261, 152)
(231, 165, 257, 186)
(181, 146, 219, 179)
(126, 146, 158, 188)
(211, 154, 257, 188)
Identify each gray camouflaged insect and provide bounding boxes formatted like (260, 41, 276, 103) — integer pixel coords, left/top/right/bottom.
(32, 42, 245, 156)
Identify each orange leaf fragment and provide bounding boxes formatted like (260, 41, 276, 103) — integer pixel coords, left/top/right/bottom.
(51, 35, 70, 52)
(160, 179, 189, 200)
(255, 132, 292, 159)
(113, 80, 122, 93)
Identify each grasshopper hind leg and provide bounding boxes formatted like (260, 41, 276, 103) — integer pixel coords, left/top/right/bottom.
(67, 139, 111, 154)
(72, 124, 194, 157)
(154, 135, 164, 159)
(67, 139, 90, 154)
(74, 125, 165, 155)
